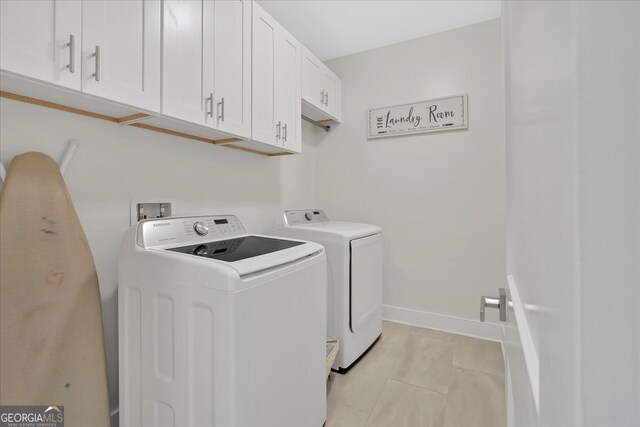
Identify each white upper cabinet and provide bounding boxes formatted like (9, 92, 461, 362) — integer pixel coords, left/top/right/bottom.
(321, 68, 340, 120)
(301, 46, 341, 122)
(252, 4, 279, 146)
(162, 0, 251, 135)
(252, 3, 302, 153)
(0, 0, 81, 90)
(275, 29, 302, 153)
(162, 0, 214, 126)
(82, 0, 161, 112)
(1, 0, 326, 155)
(214, 0, 252, 138)
(301, 47, 322, 107)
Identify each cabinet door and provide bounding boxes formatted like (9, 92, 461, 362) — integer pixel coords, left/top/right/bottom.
(275, 30, 302, 153)
(82, 0, 161, 111)
(0, 1, 81, 89)
(162, 0, 214, 126)
(214, 0, 252, 138)
(301, 46, 322, 110)
(321, 67, 339, 119)
(252, 4, 278, 146)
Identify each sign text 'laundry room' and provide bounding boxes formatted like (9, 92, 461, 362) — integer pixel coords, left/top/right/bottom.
(368, 94, 468, 139)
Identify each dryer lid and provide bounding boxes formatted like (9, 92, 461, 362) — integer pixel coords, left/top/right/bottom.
(282, 210, 381, 240)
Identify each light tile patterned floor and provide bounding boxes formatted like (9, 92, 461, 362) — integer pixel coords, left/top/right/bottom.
(326, 321, 505, 427)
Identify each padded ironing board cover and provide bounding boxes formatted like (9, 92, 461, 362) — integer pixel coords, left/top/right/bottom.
(0, 152, 109, 427)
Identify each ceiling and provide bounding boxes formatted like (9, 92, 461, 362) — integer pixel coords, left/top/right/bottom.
(257, 1, 501, 61)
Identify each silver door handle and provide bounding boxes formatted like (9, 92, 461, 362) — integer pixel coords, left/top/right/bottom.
(66, 34, 75, 73)
(276, 121, 281, 140)
(206, 93, 214, 118)
(480, 288, 506, 322)
(320, 90, 325, 106)
(217, 97, 224, 121)
(282, 123, 287, 142)
(92, 45, 100, 81)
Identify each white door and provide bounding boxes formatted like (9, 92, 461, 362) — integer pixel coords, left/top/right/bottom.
(0, 0, 81, 89)
(251, 4, 278, 146)
(503, 2, 640, 426)
(162, 0, 214, 126)
(214, 0, 252, 138)
(275, 29, 301, 153)
(321, 68, 339, 118)
(349, 234, 382, 332)
(82, 0, 161, 112)
(301, 46, 322, 110)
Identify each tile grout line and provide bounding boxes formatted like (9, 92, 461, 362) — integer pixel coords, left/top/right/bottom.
(337, 402, 370, 416)
(362, 358, 400, 426)
(450, 361, 505, 378)
(441, 352, 460, 427)
(363, 377, 390, 426)
(394, 378, 450, 397)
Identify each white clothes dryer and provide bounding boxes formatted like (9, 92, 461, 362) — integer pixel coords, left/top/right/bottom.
(273, 209, 382, 373)
(118, 215, 326, 427)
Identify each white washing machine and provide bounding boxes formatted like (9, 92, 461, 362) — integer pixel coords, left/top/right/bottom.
(118, 215, 326, 427)
(273, 209, 382, 373)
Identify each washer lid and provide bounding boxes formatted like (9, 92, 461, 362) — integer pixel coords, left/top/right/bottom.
(159, 234, 323, 277)
(166, 235, 304, 262)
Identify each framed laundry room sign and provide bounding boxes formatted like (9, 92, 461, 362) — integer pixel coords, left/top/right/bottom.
(368, 94, 468, 139)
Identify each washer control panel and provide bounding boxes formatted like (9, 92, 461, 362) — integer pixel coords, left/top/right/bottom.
(193, 222, 209, 236)
(138, 215, 246, 248)
(284, 209, 329, 226)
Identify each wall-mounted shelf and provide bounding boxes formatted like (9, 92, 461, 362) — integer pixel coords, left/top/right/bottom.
(0, 72, 295, 158)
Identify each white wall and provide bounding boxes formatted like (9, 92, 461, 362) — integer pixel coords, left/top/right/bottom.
(0, 99, 320, 421)
(503, 1, 640, 426)
(320, 19, 506, 336)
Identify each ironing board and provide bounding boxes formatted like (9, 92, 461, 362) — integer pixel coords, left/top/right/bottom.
(0, 152, 109, 426)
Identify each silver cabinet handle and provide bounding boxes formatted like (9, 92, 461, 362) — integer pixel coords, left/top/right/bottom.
(206, 93, 214, 118)
(320, 90, 325, 106)
(480, 288, 506, 322)
(217, 97, 225, 121)
(92, 45, 100, 81)
(66, 34, 75, 73)
(276, 121, 281, 141)
(283, 123, 288, 142)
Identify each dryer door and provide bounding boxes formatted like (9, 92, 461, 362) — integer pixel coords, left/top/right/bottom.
(350, 233, 383, 332)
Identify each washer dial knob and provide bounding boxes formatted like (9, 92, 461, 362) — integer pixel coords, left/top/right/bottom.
(193, 222, 209, 236)
(305, 212, 313, 221)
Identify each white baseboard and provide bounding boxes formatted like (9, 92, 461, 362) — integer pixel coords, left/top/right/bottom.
(382, 304, 504, 342)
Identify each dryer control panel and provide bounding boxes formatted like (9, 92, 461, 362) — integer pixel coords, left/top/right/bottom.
(284, 209, 330, 226)
(137, 215, 246, 248)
